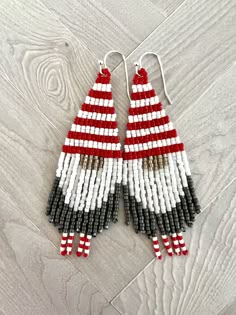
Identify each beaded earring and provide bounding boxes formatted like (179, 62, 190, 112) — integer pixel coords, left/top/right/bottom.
(123, 52, 201, 259)
(46, 50, 130, 257)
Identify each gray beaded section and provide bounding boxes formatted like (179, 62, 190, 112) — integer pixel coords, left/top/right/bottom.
(129, 196, 139, 232)
(171, 207, 181, 233)
(155, 213, 166, 235)
(46, 176, 60, 216)
(63, 207, 73, 233)
(87, 210, 95, 235)
(92, 207, 101, 236)
(58, 204, 69, 232)
(149, 211, 157, 237)
(143, 208, 151, 236)
(48, 186, 63, 224)
(75, 211, 83, 232)
(176, 202, 186, 232)
(98, 201, 107, 233)
(162, 212, 171, 234)
(187, 175, 201, 214)
(112, 183, 121, 223)
(180, 195, 192, 227)
(81, 212, 89, 234)
(136, 202, 145, 233)
(104, 193, 114, 229)
(183, 187, 195, 222)
(123, 185, 131, 225)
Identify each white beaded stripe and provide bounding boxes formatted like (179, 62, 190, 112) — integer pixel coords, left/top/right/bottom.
(128, 109, 166, 123)
(143, 167, 155, 212)
(92, 83, 112, 91)
(126, 122, 174, 138)
(73, 167, 87, 211)
(56, 152, 66, 177)
(71, 124, 119, 137)
(124, 137, 180, 152)
(78, 168, 92, 211)
(116, 158, 123, 184)
(97, 159, 109, 208)
(61, 240, 66, 245)
(65, 154, 81, 202)
(103, 158, 114, 202)
(69, 163, 83, 208)
(59, 154, 72, 189)
(77, 110, 117, 121)
(91, 167, 103, 210)
(128, 160, 135, 196)
(148, 167, 161, 214)
(138, 159, 147, 209)
(110, 159, 118, 193)
(154, 168, 167, 214)
(130, 96, 160, 108)
(132, 83, 152, 93)
(84, 168, 98, 212)
(132, 159, 141, 203)
(64, 138, 121, 151)
(85, 96, 114, 107)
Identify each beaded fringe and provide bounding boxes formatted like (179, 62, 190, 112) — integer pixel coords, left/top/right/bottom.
(46, 68, 122, 257)
(123, 68, 201, 259)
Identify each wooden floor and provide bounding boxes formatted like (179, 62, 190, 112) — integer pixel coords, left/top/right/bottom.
(0, 0, 236, 314)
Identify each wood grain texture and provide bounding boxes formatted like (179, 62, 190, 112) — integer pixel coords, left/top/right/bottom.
(149, 0, 186, 16)
(0, 0, 98, 133)
(40, 0, 165, 68)
(0, 0, 236, 311)
(113, 0, 236, 140)
(112, 180, 236, 315)
(0, 188, 119, 315)
(0, 67, 154, 301)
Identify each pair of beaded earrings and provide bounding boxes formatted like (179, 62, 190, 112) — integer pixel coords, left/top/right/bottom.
(46, 50, 200, 260)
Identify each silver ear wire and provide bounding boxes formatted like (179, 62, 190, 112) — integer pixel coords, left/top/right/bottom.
(98, 60, 104, 75)
(138, 52, 172, 105)
(100, 50, 131, 101)
(134, 62, 140, 76)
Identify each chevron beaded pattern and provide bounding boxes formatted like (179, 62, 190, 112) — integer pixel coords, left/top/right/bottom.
(123, 68, 201, 258)
(46, 68, 122, 257)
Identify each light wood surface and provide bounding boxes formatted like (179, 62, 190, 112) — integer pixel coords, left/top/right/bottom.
(0, 0, 235, 313)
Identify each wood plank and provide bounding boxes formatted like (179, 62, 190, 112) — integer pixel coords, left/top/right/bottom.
(0, 0, 98, 133)
(0, 188, 118, 315)
(40, 0, 165, 68)
(0, 65, 154, 301)
(149, 0, 186, 16)
(112, 180, 236, 315)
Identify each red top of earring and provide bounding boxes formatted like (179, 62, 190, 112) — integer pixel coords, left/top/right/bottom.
(96, 68, 111, 84)
(133, 68, 148, 85)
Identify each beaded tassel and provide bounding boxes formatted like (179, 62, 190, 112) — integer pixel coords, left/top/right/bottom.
(123, 68, 200, 259)
(46, 68, 122, 257)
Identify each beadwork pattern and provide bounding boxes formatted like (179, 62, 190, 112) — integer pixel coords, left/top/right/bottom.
(46, 68, 122, 257)
(123, 68, 201, 259)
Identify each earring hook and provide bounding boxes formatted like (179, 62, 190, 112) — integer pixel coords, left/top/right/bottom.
(99, 50, 131, 101)
(136, 52, 172, 105)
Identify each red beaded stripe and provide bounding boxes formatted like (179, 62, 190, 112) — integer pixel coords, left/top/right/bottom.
(63, 145, 122, 158)
(68, 131, 119, 143)
(125, 130, 177, 145)
(82, 103, 115, 114)
(127, 116, 169, 130)
(74, 117, 117, 129)
(131, 89, 156, 100)
(129, 103, 162, 115)
(88, 90, 112, 99)
(123, 143, 184, 160)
